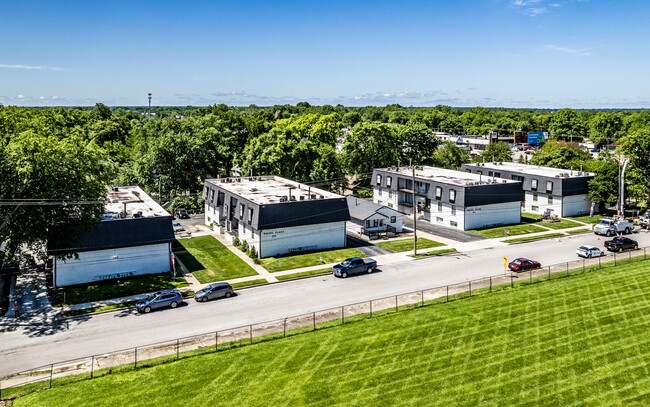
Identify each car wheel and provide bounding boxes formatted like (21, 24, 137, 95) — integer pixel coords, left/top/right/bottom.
(367, 267, 373, 274)
(587, 253, 592, 258)
(619, 247, 624, 253)
(200, 296, 208, 302)
(625, 228, 630, 234)
(225, 291, 233, 298)
(144, 306, 152, 313)
(341, 272, 348, 278)
(170, 301, 178, 308)
(634, 245, 639, 250)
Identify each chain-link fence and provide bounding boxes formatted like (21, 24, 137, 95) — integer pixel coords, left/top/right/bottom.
(1, 246, 648, 399)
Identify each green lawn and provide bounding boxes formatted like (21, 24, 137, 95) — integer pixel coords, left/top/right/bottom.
(468, 223, 547, 238)
(260, 248, 365, 272)
(568, 214, 603, 224)
(18, 259, 650, 406)
(411, 248, 458, 258)
(231, 279, 268, 289)
(506, 232, 565, 244)
(520, 212, 582, 230)
(375, 237, 444, 253)
(275, 268, 331, 281)
(50, 274, 188, 306)
(175, 235, 258, 283)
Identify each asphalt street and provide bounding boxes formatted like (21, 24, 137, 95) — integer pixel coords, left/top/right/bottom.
(1, 230, 649, 377)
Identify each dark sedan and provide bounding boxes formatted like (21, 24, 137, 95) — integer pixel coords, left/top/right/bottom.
(195, 282, 234, 302)
(604, 237, 638, 252)
(508, 258, 541, 272)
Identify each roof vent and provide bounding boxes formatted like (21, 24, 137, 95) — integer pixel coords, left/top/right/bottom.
(300, 196, 305, 201)
(319, 195, 325, 199)
(280, 196, 288, 202)
(290, 196, 296, 201)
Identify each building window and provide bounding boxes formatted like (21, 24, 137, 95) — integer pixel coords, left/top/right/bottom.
(533, 193, 538, 202)
(435, 186, 442, 200)
(390, 216, 396, 223)
(450, 221, 458, 227)
(436, 217, 443, 223)
(532, 205, 539, 211)
(386, 176, 392, 188)
(449, 189, 456, 203)
(531, 179, 538, 191)
(415, 181, 429, 194)
(488, 171, 493, 177)
(378, 188, 383, 197)
(210, 190, 215, 202)
(248, 208, 253, 224)
(511, 175, 524, 182)
(548, 195, 553, 204)
(388, 190, 393, 198)
(494, 172, 501, 178)
(477, 170, 482, 175)
(376, 174, 382, 186)
(438, 202, 442, 212)
(451, 205, 456, 215)
(546, 181, 553, 193)
(239, 203, 245, 218)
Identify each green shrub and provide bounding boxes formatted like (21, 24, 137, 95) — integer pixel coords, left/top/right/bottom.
(240, 240, 249, 252)
(248, 245, 257, 259)
(232, 237, 240, 247)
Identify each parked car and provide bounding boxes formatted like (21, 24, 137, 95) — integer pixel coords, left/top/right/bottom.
(508, 258, 541, 272)
(604, 237, 638, 252)
(136, 289, 183, 313)
(576, 245, 604, 258)
(195, 282, 234, 302)
(172, 222, 185, 232)
(176, 208, 190, 219)
(332, 257, 377, 278)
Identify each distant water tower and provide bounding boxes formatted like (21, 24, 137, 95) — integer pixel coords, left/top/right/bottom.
(148, 93, 152, 114)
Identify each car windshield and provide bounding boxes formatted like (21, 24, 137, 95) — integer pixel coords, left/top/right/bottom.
(578, 246, 589, 251)
(341, 260, 351, 267)
(146, 293, 158, 300)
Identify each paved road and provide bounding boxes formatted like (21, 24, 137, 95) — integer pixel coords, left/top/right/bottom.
(1, 231, 649, 377)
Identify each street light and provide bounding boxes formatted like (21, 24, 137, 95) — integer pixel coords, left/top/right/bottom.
(617, 156, 629, 217)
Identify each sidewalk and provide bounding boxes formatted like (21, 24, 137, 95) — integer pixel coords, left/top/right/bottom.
(2, 217, 598, 319)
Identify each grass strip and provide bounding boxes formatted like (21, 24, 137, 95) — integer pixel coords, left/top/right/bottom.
(506, 233, 565, 243)
(411, 248, 458, 258)
(275, 268, 331, 281)
(231, 279, 268, 289)
(376, 238, 444, 253)
(468, 223, 547, 238)
(261, 248, 365, 272)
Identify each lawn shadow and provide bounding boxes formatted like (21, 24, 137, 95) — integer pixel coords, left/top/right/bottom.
(174, 251, 206, 273)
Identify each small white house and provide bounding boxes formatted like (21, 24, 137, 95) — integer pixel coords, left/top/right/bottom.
(346, 196, 404, 236)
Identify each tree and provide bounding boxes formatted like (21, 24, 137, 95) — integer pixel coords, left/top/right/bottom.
(0, 132, 111, 262)
(431, 141, 471, 170)
(620, 128, 650, 207)
(397, 122, 439, 165)
(549, 108, 586, 141)
(479, 142, 512, 163)
(583, 159, 619, 212)
(530, 140, 591, 169)
(341, 122, 399, 177)
(588, 112, 623, 147)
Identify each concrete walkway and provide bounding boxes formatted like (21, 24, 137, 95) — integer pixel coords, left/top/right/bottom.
(1, 217, 598, 320)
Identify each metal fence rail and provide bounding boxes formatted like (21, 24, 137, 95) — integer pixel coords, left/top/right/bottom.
(1, 247, 648, 399)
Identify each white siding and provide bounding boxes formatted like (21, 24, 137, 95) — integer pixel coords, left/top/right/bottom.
(561, 194, 592, 217)
(523, 191, 563, 215)
(54, 243, 170, 287)
(259, 222, 346, 258)
(464, 201, 521, 230)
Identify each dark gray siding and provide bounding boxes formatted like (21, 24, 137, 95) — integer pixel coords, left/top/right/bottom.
(257, 198, 350, 230)
(464, 182, 524, 206)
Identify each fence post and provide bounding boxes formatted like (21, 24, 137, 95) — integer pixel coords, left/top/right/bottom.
(134, 347, 138, 369)
(49, 363, 54, 389)
(90, 355, 95, 379)
(313, 312, 316, 331)
(645, 247, 647, 260)
(614, 253, 617, 266)
(529, 269, 532, 283)
(421, 290, 424, 306)
(548, 266, 550, 280)
(566, 262, 569, 276)
(395, 295, 398, 312)
(215, 331, 218, 352)
(176, 339, 180, 360)
(342, 306, 344, 324)
(583, 259, 585, 274)
(370, 300, 373, 317)
(490, 277, 492, 293)
(283, 318, 287, 337)
(249, 325, 253, 345)
(469, 281, 472, 297)
(511, 274, 514, 289)
(599, 256, 601, 269)
(446, 286, 449, 302)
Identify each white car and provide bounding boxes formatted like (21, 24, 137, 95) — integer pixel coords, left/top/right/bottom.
(576, 245, 604, 258)
(172, 222, 185, 232)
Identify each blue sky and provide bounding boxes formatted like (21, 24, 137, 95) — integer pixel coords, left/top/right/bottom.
(1, 0, 648, 108)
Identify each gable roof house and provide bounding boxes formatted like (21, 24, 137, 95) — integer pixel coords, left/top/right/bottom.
(346, 195, 404, 237)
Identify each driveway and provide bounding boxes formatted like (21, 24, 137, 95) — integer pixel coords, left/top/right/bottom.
(346, 234, 393, 257)
(403, 218, 485, 243)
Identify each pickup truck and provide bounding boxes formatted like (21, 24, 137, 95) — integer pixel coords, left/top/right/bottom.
(604, 236, 638, 252)
(593, 218, 635, 236)
(332, 257, 377, 278)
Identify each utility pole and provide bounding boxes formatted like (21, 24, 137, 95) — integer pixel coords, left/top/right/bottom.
(412, 165, 417, 256)
(618, 156, 629, 217)
(148, 93, 152, 116)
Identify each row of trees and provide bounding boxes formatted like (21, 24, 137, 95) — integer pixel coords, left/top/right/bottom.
(2, 103, 650, 266)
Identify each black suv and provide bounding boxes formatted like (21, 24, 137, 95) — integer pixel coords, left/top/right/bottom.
(604, 237, 638, 252)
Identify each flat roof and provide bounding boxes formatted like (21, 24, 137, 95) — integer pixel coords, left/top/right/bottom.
(378, 166, 520, 187)
(102, 186, 170, 221)
(464, 162, 594, 178)
(205, 176, 342, 205)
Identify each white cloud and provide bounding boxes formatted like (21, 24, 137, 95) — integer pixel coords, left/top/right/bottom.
(0, 63, 69, 71)
(543, 44, 594, 56)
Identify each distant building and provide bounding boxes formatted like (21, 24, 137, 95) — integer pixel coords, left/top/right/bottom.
(460, 162, 595, 217)
(346, 196, 404, 237)
(48, 186, 174, 287)
(372, 166, 523, 230)
(203, 176, 350, 258)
